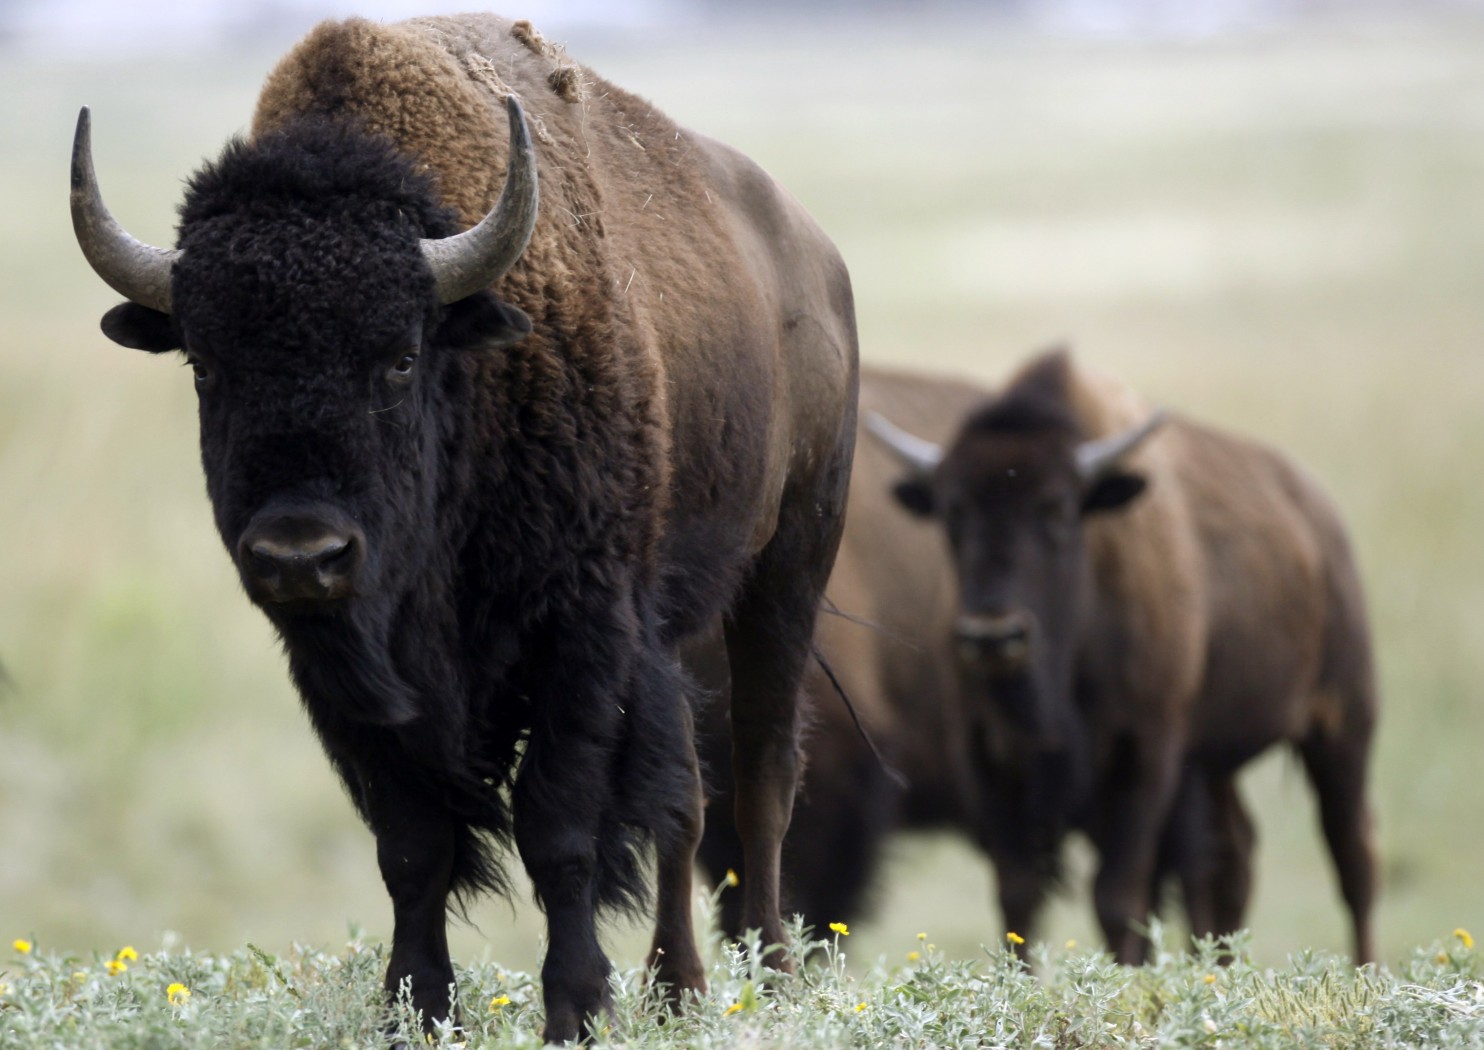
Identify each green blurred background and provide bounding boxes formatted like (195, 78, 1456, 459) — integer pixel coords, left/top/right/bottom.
(2, 3, 1482, 973)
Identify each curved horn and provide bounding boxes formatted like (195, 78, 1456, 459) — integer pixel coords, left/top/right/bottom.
(421, 94, 540, 305)
(1075, 409, 1168, 480)
(864, 411, 944, 476)
(71, 106, 180, 314)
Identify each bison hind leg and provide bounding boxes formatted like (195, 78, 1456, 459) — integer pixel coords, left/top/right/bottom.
(605, 644, 708, 1000)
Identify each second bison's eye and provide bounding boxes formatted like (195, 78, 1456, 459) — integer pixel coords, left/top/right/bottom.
(185, 354, 212, 387)
(387, 351, 419, 384)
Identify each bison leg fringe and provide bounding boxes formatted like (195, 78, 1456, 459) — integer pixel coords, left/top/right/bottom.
(594, 647, 699, 918)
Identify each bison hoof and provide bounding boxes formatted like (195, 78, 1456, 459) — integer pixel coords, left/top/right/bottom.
(540, 981, 613, 1044)
(645, 946, 708, 1010)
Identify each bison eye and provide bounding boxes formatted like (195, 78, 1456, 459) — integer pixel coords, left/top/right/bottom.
(387, 351, 420, 383)
(185, 355, 212, 386)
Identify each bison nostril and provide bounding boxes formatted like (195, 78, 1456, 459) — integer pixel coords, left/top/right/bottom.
(238, 520, 364, 603)
(954, 613, 1033, 669)
(315, 536, 354, 579)
(248, 548, 280, 581)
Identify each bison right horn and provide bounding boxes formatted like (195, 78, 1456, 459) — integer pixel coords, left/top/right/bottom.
(420, 94, 540, 305)
(864, 412, 943, 475)
(70, 106, 181, 315)
(1075, 410, 1168, 481)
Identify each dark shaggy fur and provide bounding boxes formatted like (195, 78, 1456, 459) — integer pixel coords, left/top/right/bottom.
(168, 117, 690, 915)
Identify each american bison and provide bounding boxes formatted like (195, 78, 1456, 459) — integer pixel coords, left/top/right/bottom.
(72, 14, 857, 1040)
(701, 354, 1376, 966)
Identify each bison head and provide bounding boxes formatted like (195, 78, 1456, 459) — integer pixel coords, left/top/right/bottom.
(868, 352, 1165, 747)
(70, 99, 539, 723)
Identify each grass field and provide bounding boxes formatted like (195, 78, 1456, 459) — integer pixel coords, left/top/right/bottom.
(2, 5, 1483, 985)
(2, 923, 1482, 1048)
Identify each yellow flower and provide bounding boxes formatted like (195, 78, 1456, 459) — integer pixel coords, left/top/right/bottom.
(488, 994, 511, 1012)
(906, 950, 920, 962)
(829, 922, 849, 936)
(72, 972, 88, 983)
(1455, 928, 1474, 950)
(916, 932, 927, 941)
(167, 983, 191, 1005)
(12, 939, 31, 954)
(116, 946, 139, 962)
(1065, 939, 1077, 950)
(1203, 974, 1217, 985)
(1006, 931, 1025, 946)
(1436, 951, 1450, 964)
(105, 959, 127, 976)
(724, 869, 740, 888)
(854, 1001, 868, 1013)
(724, 1002, 743, 1016)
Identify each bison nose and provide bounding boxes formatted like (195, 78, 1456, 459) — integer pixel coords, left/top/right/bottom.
(238, 517, 365, 605)
(954, 612, 1033, 673)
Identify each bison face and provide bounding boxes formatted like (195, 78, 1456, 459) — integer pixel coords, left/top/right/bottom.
(906, 427, 1127, 746)
(867, 354, 1164, 745)
(71, 102, 539, 722)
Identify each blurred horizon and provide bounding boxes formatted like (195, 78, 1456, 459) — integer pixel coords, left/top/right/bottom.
(6, 0, 1484, 59)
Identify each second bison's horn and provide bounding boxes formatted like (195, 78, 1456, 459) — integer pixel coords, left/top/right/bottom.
(70, 106, 181, 315)
(865, 411, 943, 475)
(420, 94, 540, 305)
(1075, 410, 1168, 481)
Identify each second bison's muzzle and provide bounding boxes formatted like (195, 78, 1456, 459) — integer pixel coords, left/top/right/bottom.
(953, 610, 1034, 675)
(237, 509, 366, 607)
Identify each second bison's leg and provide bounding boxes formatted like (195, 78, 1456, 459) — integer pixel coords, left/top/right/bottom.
(995, 853, 1051, 962)
(1300, 725, 1378, 964)
(1207, 776, 1256, 939)
(1089, 737, 1184, 963)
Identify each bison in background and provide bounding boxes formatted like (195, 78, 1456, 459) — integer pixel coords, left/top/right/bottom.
(700, 353, 1377, 966)
(72, 14, 857, 1041)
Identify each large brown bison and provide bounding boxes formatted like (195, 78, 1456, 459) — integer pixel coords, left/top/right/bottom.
(71, 15, 857, 1040)
(701, 354, 1376, 965)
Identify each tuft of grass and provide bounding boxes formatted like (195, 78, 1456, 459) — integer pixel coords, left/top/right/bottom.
(0, 924, 1480, 1048)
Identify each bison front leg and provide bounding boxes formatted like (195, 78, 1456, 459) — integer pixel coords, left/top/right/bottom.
(362, 778, 460, 1033)
(1088, 737, 1184, 964)
(513, 706, 619, 1044)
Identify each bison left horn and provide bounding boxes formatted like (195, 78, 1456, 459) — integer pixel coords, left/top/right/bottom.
(70, 106, 181, 315)
(1075, 410, 1168, 481)
(420, 94, 540, 305)
(864, 411, 943, 475)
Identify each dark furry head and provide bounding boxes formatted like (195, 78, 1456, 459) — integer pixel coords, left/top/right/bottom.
(99, 117, 530, 732)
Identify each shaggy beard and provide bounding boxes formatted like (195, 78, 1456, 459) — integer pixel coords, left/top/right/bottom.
(276, 598, 421, 726)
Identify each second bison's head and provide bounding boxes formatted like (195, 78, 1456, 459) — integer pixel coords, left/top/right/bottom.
(71, 99, 537, 628)
(868, 351, 1165, 745)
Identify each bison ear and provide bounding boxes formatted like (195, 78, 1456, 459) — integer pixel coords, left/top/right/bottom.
(100, 302, 179, 352)
(1082, 471, 1147, 515)
(438, 292, 533, 351)
(891, 477, 936, 517)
